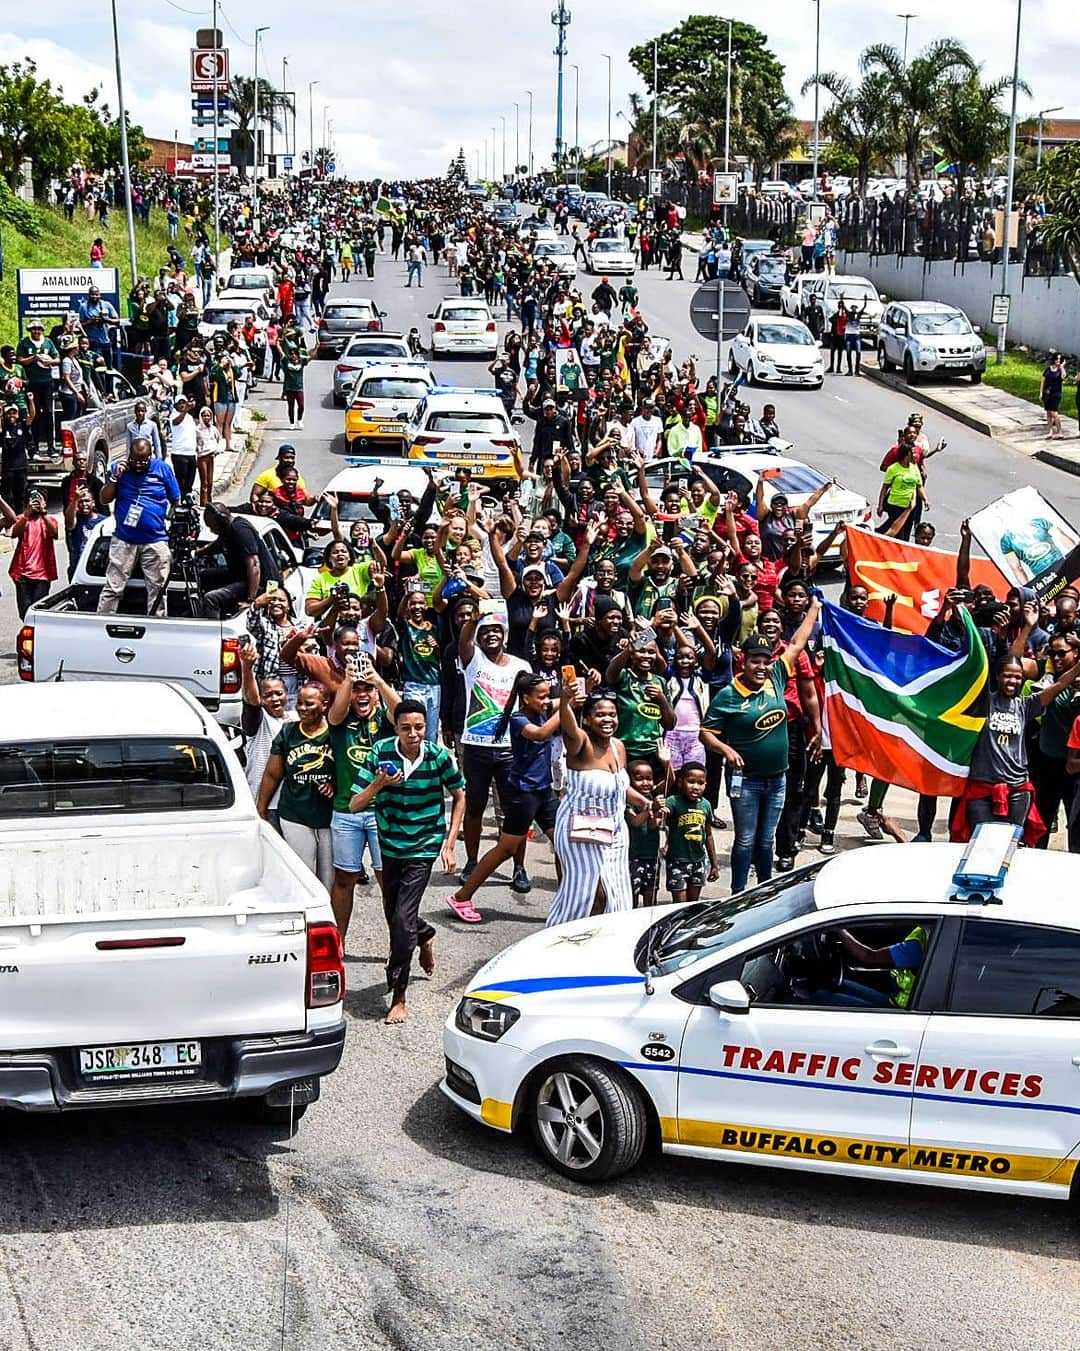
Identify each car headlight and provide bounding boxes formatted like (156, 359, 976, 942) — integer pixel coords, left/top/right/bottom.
(455, 997, 521, 1041)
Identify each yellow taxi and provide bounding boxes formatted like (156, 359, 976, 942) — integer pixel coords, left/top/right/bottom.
(406, 388, 524, 483)
(344, 360, 435, 452)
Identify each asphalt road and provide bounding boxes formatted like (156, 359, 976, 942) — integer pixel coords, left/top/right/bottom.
(1, 243, 1078, 1350)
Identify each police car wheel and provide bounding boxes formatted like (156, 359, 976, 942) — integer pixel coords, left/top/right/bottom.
(530, 1057, 647, 1182)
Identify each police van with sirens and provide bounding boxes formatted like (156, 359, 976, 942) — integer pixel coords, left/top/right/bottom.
(442, 826, 1080, 1197)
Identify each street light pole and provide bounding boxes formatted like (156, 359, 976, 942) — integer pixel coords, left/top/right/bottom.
(897, 13, 917, 66)
(603, 53, 612, 198)
(211, 0, 221, 261)
(109, 0, 138, 288)
(500, 115, 506, 182)
(571, 65, 580, 183)
(526, 90, 534, 176)
(514, 102, 520, 177)
(281, 57, 288, 159)
(996, 0, 1023, 366)
(1037, 105, 1063, 168)
(253, 26, 269, 227)
(724, 19, 733, 173)
(308, 80, 318, 172)
(652, 40, 659, 174)
(811, 3, 820, 195)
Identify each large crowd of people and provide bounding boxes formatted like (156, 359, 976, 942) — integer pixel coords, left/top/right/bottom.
(5, 169, 1080, 1024)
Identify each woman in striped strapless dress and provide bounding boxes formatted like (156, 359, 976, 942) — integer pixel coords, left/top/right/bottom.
(547, 685, 637, 925)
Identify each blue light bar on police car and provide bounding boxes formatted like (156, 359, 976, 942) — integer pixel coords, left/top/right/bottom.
(952, 823, 1022, 901)
(431, 386, 503, 396)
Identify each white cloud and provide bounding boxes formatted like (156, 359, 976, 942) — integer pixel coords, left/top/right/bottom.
(3, 1, 1069, 179)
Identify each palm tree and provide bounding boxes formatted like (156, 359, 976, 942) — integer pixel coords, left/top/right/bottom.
(801, 71, 896, 199)
(626, 92, 680, 174)
(1035, 143, 1080, 278)
(936, 72, 1028, 179)
(227, 75, 282, 167)
(860, 39, 977, 192)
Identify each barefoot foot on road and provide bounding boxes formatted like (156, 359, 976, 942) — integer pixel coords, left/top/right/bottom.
(419, 937, 436, 976)
(385, 1000, 408, 1025)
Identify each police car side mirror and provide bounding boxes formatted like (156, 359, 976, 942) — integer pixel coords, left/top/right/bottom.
(708, 979, 751, 1015)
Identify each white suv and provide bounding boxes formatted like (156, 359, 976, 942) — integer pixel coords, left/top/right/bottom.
(878, 301, 987, 384)
(428, 298, 499, 356)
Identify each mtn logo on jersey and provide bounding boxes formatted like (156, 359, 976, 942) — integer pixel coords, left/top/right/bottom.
(754, 708, 786, 732)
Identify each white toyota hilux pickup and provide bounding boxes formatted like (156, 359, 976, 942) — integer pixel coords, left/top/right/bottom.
(0, 680, 345, 1124)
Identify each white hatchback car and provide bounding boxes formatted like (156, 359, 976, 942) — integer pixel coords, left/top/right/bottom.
(197, 296, 272, 341)
(443, 827, 1080, 1198)
(730, 316, 824, 388)
(428, 298, 499, 356)
(584, 237, 635, 275)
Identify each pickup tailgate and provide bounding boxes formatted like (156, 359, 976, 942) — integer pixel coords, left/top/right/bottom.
(26, 600, 229, 707)
(0, 908, 308, 1051)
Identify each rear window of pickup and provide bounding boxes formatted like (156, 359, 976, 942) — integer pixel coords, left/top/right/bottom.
(0, 738, 235, 817)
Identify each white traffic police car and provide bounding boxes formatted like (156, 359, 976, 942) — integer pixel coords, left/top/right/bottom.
(442, 826, 1080, 1197)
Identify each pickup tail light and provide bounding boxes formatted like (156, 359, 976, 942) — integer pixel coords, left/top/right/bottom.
(317, 318, 327, 330)
(306, 922, 345, 1007)
(61, 429, 77, 459)
(433, 321, 446, 332)
(16, 626, 33, 680)
(220, 636, 241, 694)
(367, 319, 380, 330)
(412, 434, 444, 447)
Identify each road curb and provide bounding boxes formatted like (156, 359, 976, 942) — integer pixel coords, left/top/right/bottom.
(861, 364, 999, 438)
(1033, 444, 1080, 479)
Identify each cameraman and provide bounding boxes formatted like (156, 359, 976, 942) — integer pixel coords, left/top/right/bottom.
(201, 501, 283, 620)
(97, 436, 179, 615)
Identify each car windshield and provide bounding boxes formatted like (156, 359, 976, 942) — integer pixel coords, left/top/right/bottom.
(312, 492, 379, 523)
(757, 324, 814, 346)
(203, 310, 251, 326)
(0, 739, 234, 817)
(427, 412, 507, 434)
(359, 377, 429, 400)
(536, 241, 572, 255)
(225, 274, 266, 289)
(343, 341, 408, 359)
(326, 305, 376, 319)
(756, 258, 787, 277)
(637, 875, 818, 975)
(440, 307, 490, 323)
(912, 311, 972, 335)
(592, 241, 626, 252)
(766, 465, 830, 494)
(827, 282, 878, 302)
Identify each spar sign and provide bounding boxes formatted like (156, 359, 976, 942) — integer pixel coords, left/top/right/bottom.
(17, 267, 120, 331)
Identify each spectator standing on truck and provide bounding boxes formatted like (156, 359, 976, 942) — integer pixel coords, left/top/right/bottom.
(96, 437, 180, 616)
(257, 680, 336, 888)
(0, 401, 32, 513)
(58, 336, 89, 424)
(15, 321, 59, 462)
(63, 484, 106, 578)
(168, 395, 199, 497)
(74, 285, 121, 384)
(7, 488, 59, 618)
(350, 699, 466, 1024)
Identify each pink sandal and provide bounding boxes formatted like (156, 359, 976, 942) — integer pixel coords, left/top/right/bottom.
(446, 894, 483, 924)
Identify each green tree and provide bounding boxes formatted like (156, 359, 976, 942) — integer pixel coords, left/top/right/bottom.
(624, 91, 680, 174)
(227, 75, 282, 168)
(1035, 142, 1080, 278)
(0, 59, 79, 193)
(859, 40, 977, 193)
(800, 71, 897, 199)
(936, 72, 1026, 178)
(628, 19, 794, 178)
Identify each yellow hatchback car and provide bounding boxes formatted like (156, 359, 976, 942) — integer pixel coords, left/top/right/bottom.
(344, 360, 436, 452)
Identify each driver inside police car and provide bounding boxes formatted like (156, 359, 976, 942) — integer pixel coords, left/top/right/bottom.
(811, 926, 928, 1009)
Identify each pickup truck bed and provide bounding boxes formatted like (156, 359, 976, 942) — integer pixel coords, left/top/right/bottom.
(0, 682, 345, 1119)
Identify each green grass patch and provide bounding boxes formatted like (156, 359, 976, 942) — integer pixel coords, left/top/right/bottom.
(982, 349, 1049, 407)
(0, 197, 188, 347)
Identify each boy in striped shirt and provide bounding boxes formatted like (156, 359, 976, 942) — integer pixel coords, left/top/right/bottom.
(351, 700, 465, 1025)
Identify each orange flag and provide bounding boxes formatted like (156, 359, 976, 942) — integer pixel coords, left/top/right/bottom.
(844, 526, 1008, 634)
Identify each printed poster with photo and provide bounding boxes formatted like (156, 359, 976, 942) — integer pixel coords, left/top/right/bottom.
(968, 486, 1080, 602)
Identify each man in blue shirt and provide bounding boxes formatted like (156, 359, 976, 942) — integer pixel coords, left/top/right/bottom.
(75, 285, 120, 370)
(96, 436, 179, 615)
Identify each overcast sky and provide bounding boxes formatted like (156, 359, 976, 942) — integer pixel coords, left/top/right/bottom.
(5, 1, 1069, 179)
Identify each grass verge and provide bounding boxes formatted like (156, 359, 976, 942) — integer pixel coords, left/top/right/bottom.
(982, 349, 1052, 408)
(1, 199, 187, 347)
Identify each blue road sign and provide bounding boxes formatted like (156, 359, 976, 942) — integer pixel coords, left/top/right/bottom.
(191, 96, 230, 110)
(326, 161, 336, 175)
(283, 155, 294, 170)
